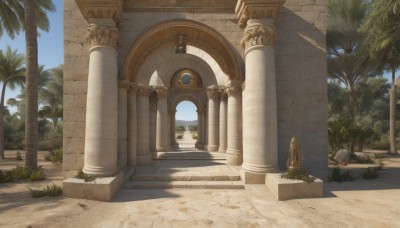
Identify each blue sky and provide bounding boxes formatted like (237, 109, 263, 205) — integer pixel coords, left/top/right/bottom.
(0, 1, 63, 111)
(176, 101, 197, 121)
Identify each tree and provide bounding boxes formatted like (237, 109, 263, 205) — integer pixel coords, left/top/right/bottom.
(22, 0, 55, 168)
(360, 0, 400, 154)
(0, 0, 23, 39)
(0, 46, 25, 159)
(327, 0, 370, 155)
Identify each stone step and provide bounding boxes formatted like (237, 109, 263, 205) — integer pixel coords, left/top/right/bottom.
(156, 152, 226, 160)
(123, 180, 244, 189)
(130, 174, 241, 181)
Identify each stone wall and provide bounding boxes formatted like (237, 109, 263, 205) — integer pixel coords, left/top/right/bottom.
(275, 0, 328, 178)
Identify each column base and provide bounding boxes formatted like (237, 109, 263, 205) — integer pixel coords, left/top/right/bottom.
(82, 165, 118, 177)
(137, 153, 152, 166)
(207, 145, 219, 152)
(241, 163, 279, 184)
(156, 147, 169, 152)
(218, 147, 227, 153)
(226, 149, 242, 165)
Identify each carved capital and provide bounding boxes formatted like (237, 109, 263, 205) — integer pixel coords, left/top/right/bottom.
(241, 25, 276, 50)
(235, 0, 286, 28)
(219, 90, 228, 101)
(155, 88, 168, 98)
(226, 85, 242, 97)
(136, 87, 150, 97)
(87, 24, 119, 48)
(206, 89, 219, 100)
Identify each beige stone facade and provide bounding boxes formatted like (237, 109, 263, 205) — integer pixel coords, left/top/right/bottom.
(64, 0, 327, 186)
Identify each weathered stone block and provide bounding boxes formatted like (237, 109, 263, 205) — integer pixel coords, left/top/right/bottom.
(63, 171, 124, 201)
(265, 173, 323, 201)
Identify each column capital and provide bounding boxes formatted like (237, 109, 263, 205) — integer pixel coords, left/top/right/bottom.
(136, 87, 150, 97)
(206, 89, 219, 100)
(241, 25, 276, 50)
(226, 85, 242, 97)
(219, 90, 228, 101)
(235, 0, 286, 28)
(87, 24, 119, 49)
(155, 87, 169, 98)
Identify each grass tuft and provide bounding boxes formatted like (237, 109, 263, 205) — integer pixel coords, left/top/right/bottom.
(29, 184, 62, 198)
(45, 149, 63, 164)
(281, 169, 316, 183)
(329, 167, 356, 182)
(74, 170, 95, 182)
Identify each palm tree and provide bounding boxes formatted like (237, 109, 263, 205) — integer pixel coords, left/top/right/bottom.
(327, 0, 370, 155)
(360, 0, 400, 154)
(0, 0, 23, 39)
(22, 0, 55, 168)
(0, 46, 25, 159)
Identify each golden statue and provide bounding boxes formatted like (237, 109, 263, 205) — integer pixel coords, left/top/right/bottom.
(288, 136, 301, 172)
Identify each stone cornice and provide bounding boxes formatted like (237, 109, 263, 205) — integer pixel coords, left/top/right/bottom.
(155, 87, 169, 98)
(241, 25, 276, 50)
(87, 24, 119, 49)
(124, 0, 236, 13)
(235, 0, 286, 28)
(76, 0, 123, 24)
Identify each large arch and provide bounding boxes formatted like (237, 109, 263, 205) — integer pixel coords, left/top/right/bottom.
(121, 19, 244, 82)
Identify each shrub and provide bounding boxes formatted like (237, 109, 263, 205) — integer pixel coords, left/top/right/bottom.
(12, 166, 31, 180)
(281, 169, 316, 183)
(176, 135, 183, 139)
(354, 155, 374, 164)
(329, 167, 356, 182)
(29, 184, 62, 198)
(0, 170, 14, 183)
(74, 170, 95, 182)
(374, 154, 384, 159)
(192, 134, 198, 140)
(362, 167, 381, 179)
(30, 169, 46, 181)
(45, 149, 63, 164)
(16, 151, 22, 161)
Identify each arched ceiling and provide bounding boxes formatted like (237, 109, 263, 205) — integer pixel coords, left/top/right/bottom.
(122, 20, 243, 83)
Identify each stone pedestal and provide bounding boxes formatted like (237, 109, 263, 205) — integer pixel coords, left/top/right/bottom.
(241, 20, 279, 183)
(207, 88, 220, 152)
(83, 22, 119, 177)
(155, 88, 169, 152)
(226, 83, 242, 165)
(137, 87, 152, 165)
(218, 91, 227, 153)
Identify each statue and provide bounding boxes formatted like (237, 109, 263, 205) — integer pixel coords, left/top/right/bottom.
(175, 35, 186, 54)
(288, 137, 302, 172)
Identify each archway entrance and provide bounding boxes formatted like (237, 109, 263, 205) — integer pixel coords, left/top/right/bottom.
(175, 101, 198, 149)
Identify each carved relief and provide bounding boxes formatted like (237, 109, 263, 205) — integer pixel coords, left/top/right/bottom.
(87, 24, 119, 48)
(235, 0, 286, 28)
(241, 26, 276, 50)
(76, 0, 123, 23)
(155, 88, 168, 97)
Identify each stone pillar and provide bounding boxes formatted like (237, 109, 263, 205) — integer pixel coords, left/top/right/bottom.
(127, 86, 137, 166)
(170, 109, 177, 148)
(195, 109, 204, 149)
(83, 22, 119, 177)
(207, 88, 220, 152)
(149, 94, 157, 156)
(118, 83, 128, 169)
(226, 82, 243, 165)
(218, 91, 228, 153)
(237, 0, 285, 183)
(136, 87, 152, 165)
(155, 88, 169, 152)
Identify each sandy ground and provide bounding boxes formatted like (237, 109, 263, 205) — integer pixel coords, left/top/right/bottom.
(0, 150, 399, 228)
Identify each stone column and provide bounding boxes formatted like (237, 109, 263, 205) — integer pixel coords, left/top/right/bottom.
(136, 87, 152, 165)
(207, 88, 220, 152)
(155, 88, 169, 152)
(237, 0, 285, 183)
(195, 109, 204, 149)
(218, 91, 228, 153)
(118, 83, 128, 169)
(83, 22, 119, 177)
(170, 109, 177, 148)
(127, 86, 137, 166)
(226, 82, 243, 165)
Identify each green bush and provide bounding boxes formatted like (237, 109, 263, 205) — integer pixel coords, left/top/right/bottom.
(45, 149, 63, 164)
(30, 169, 46, 181)
(329, 167, 356, 182)
(192, 134, 198, 140)
(16, 151, 22, 160)
(0, 170, 14, 183)
(12, 166, 31, 180)
(29, 184, 62, 198)
(362, 167, 381, 179)
(281, 169, 316, 183)
(74, 170, 95, 182)
(354, 155, 374, 164)
(176, 135, 183, 139)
